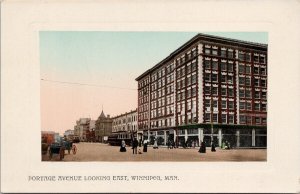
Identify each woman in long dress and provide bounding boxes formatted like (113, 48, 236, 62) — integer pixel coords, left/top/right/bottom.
(120, 139, 126, 152)
(143, 139, 148, 152)
(153, 138, 158, 149)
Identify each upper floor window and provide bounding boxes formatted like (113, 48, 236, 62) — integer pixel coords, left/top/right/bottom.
(260, 55, 266, 64)
(212, 48, 218, 55)
(205, 48, 211, 55)
(245, 53, 251, 62)
(221, 49, 226, 57)
(204, 60, 211, 69)
(228, 50, 234, 58)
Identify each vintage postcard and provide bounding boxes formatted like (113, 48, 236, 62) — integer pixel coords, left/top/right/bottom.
(40, 31, 268, 162)
(1, 0, 300, 193)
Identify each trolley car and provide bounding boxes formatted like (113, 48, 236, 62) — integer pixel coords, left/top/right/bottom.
(107, 133, 133, 146)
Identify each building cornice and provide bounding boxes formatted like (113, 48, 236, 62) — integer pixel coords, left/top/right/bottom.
(135, 33, 268, 81)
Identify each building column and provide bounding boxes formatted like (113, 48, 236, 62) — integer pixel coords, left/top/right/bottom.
(198, 128, 201, 146)
(218, 128, 222, 147)
(173, 129, 177, 142)
(199, 128, 203, 145)
(236, 129, 240, 148)
(184, 129, 188, 142)
(164, 130, 167, 146)
(147, 129, 150, 140)
(252, 128, 255, 147)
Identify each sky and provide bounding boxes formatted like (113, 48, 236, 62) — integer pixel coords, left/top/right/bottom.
(40, 31, 268, 135)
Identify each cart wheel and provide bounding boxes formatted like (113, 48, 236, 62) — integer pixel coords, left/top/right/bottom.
(72, 145, 77, 155)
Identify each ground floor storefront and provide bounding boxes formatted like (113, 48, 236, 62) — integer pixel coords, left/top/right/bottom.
(142, 126, 267, 148)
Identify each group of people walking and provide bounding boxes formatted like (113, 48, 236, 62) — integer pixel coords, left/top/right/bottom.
(119, 138, 150, 154)
(120, 138, 226, 154)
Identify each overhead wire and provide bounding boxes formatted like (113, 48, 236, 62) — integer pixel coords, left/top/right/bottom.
(40, 78, 136, 91)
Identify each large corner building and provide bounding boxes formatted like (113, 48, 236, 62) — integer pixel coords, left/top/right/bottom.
(136, 33, 267, 148)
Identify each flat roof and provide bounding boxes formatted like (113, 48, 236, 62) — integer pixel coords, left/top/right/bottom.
(135, 33, 268, 81)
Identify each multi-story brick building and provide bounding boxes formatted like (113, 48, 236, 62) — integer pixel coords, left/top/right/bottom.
(136, 33, 267, 148)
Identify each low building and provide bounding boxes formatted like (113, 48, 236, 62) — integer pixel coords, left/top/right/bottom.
(64, 129, 75, 141)
(74, 118, 91, 142)
(112, 109, 140, 142)
(95, 110, 112, 143)
(41, 131, 55, 145)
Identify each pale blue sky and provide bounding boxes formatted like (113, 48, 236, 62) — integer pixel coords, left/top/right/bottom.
(40, 32, 268, 133)
(40, 31, 268, 86)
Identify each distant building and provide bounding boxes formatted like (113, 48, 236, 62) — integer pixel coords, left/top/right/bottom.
(41, 131, 55, 144)
(95, 110, 112, 143)
(54, 133, 60, 143)
(74, 118, 91, 142)
(86, 120, 96, 142)
(64, 129, 75, 141)
(112, 109, 140, 141)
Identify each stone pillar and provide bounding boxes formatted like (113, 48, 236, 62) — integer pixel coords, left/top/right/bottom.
(147, 129, 150, 140)
(236, 129, 240, 148)
(218, 128, 222, 147)
(199, 128, 204, 143)
(198, 128, 201, 147)
(184, 129, 188, 142)
(164, 130, 167, 146)
(252, 128, 255, 147)
(173, 129, 177, 142)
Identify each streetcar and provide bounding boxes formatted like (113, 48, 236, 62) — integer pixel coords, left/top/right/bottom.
(107, 133, 133, 146)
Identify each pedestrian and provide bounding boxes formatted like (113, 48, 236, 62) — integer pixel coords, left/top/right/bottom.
(211, 142, 216, 152)
(225, 141, 230, 150)
(198, 141, 206, 153)
(132, 138, 138, 154)
(167, 139, 171, 149)
(153, 138, 158, 149)
(143, 139, 148, 152)
(120, 139, 126, 152)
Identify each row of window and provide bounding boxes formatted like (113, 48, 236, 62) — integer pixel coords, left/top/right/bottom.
(204, 86, 234, 97)
(113, 115, 137, 125)
(151, 85, 174, 100)
(177, 113, 198, 125)
(138, 104, 149, 113)
(176, 60, 197, 78)
(176, 98, 197, 113)
(204, 59, 234, 72)
(204, 99, 235, 110)
(176, 48, 198, 66)
(138, 77, 150, 89)
(204, 73, 234, 84)
(138, 112, 149, 121)
(177, 74, 197, 89)
(239, 116, 267, 125)
(177, 87, 197, 101)
(239, 89, 267, 99)
(204, 113, 235, 124)
(204, 46, 234, 59)
(239, 77, 267, 87)
(112, 124, 137, 133)
(151, 117, 176, 128)
(239, 64, 267, 75)
(239, 101, 267, 111)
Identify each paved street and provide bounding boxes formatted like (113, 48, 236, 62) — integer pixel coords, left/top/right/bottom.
(42, 142, 267, 162)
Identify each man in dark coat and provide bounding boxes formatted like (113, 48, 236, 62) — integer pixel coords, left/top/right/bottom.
(198, 141, 206, 153)
(211, 142, 216, 152)
(132, 138, 138, 154)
